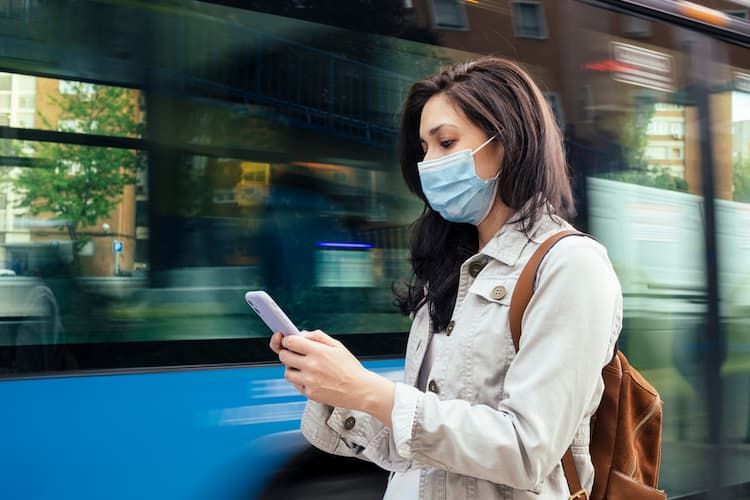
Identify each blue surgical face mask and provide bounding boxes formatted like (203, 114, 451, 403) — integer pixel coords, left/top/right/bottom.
(417, 134, 498, 225)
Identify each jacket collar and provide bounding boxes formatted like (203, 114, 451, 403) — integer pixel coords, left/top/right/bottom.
(480, 207, 566, 267)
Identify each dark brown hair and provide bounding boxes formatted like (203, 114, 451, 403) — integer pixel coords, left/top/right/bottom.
(394, 56, 575, 331)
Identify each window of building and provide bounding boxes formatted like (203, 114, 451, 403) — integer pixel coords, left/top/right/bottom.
(725, 10, 748, 20)
(431, 0, 468, 30)
(15, 75, 34, 92)
(0, 73, 36, 126)
(16, 94, 34, 109)
(670, 122, 684, 138)
(14, 113, 34, 128)
(646, 146, 668, 160)
(647, 120, 670, 135)
(134, 237, 148, 266)
(512, 1, 547, 39)
(623, 15, 652, 38)
(543, 92, 565, 128)
(135, 200, 148, 228)
(0, 73, 11, 91)
(136, 168, 148, 197)
(654, 102, 682, 112)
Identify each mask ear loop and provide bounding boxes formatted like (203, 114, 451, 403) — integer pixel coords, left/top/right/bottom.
(471, 134, 497, 156)
(472, 134, 501, 181)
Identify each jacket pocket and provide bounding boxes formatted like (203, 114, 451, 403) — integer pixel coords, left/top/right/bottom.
(467, 277, 515, 306)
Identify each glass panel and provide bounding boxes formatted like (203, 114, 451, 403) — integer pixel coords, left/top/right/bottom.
(0, 72, 141, 137)
(144, 151, 415, 340)
(716, 50, 750, 491)
(562, 3, 749, 495)
(0, 138, 144, 346)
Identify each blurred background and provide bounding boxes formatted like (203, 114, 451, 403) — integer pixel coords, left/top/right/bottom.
(0, 0, 748, 498)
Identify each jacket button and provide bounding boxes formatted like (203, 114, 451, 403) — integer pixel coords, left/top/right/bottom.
(428, 380, 439, 394)
(344, 416, 356, 430)
(446, 320, 455, 336)
(469, 261, 485, 278)
(491, 285, 507, 300)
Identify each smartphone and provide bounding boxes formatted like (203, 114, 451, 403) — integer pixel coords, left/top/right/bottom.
(245, 291, 301, 336)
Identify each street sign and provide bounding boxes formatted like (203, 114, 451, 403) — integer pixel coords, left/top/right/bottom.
(112, 240, 123, 254)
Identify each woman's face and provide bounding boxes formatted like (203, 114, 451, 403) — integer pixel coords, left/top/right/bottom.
(419, 93, 505, 180)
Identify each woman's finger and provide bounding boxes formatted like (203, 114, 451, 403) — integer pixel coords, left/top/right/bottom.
(282, 334, 321, 356)
(284, 366, 303, 386)
(269, 332, 284, 354)
(278, 348, 307, 370)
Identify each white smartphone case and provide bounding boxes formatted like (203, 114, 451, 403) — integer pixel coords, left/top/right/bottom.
(245, 291, 301, 336)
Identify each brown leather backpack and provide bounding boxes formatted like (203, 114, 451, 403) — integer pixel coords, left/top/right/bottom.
(509, 230, 666, 500)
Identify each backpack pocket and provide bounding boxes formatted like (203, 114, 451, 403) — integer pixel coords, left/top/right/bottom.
(606, 470, 666, 500)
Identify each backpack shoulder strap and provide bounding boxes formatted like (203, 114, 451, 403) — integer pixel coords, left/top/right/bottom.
(508, 228, 591, 499)
(509, 229, 586, 352)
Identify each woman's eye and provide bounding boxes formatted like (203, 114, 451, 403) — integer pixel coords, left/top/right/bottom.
(440, 140, 455, 148)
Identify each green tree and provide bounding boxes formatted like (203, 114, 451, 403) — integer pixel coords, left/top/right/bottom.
(602, 166, 688, 192)
(14, 82, 143, 268)
(620, 101, 655, 170)
(734, 157, 750, 203)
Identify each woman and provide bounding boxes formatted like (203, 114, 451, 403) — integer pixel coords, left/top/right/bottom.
(269, 57, 622, 499)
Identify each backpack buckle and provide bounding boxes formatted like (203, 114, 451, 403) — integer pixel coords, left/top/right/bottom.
(568, 489, 589, 500)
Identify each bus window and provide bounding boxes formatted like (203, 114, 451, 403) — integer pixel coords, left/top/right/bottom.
(712, 33, 750, 494)
(1, 1, 749, 499)
(560, 2, 750, 496)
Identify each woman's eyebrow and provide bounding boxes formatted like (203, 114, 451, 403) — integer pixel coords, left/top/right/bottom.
(420, 123, 458, 141)
(429, 123, 458, 135)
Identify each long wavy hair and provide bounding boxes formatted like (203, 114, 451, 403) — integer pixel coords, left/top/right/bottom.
(393, 56, 575, 332)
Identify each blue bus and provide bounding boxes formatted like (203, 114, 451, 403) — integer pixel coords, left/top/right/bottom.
(1, 0, 749, 498)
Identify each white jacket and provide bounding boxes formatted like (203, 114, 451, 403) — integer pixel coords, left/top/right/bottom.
(301, 213, 622, 499)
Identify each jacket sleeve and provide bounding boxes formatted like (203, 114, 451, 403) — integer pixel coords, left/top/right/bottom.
(389, 237, 622, 491)
(300, 399, 413, 472)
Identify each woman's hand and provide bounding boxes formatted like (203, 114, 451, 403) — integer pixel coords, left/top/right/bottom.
(269, 330, 395, 426)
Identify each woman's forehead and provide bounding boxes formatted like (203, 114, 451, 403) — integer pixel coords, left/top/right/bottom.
(419, 94, 470, 136)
